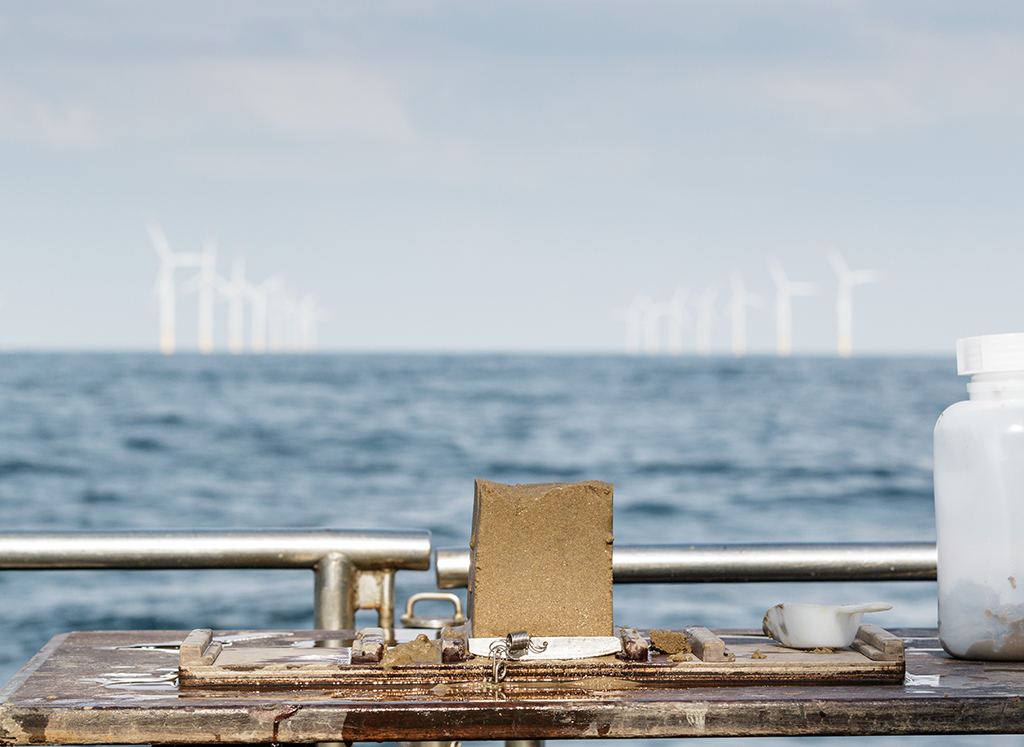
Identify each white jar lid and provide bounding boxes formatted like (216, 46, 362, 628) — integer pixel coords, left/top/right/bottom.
(957, 333, 1024, 375)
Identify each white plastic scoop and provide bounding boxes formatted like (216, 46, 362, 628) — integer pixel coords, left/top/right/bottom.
(762, 602, 892, 649)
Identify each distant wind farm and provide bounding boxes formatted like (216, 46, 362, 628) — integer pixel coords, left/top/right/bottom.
(149, 223, 324, 355)
(616, 250, 881, 358)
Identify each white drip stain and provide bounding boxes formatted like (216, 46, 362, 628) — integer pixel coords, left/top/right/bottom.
(78, 666, 179, 690)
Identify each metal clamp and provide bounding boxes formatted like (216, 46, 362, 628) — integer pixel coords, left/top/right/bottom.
(400, 592, 467, 629)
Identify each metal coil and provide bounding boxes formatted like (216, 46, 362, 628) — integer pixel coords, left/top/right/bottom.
(487, 631, 549, 683)
(506, 631, 531, 655)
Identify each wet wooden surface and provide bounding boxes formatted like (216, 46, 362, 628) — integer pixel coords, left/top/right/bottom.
(2, 629, 1024, 744)
(177, 627, 903, 688)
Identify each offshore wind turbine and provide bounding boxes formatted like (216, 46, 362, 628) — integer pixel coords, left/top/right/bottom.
(297, 293, 327, 353)
(215, 258, 247, 354)
(727, 273, 768, 357)
(178, 238, 218, 354)
(642, 297, 668, 355)
(148, 223, 204, 355)
(692, 285, 719, 357)
(828, 248, 882, 358)
(246, 274, 285, 355)
(613, 294, 652, 356)
(269, 285, 299, 353)
(666, 287, 692, 356)
(768, 259, 818, 358)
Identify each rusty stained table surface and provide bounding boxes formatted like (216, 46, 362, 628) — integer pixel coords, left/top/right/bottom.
(2, 628, 1024, 744)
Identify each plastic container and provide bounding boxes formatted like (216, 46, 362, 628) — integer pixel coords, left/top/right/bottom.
(934, 333, 1024, 659)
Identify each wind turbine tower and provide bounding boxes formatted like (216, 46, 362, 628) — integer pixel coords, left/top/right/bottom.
(769, 259, 818, 358)
(728, 273, 767, 357)
(148, 223, 204, 355)
(215, 258, 247, 354)
(298, 293, 327, 353)
(666, 287, 691, 356)
(269, 285, 300, 353)
(642, 297, 668, 355)
(179, 238, 218, 354)
(693, 285, 719, 357)
(828, 248, 882, 358)
(613, 294, 651, 356)
(197, 240, 217, 354)
(246, 274, 285, 355)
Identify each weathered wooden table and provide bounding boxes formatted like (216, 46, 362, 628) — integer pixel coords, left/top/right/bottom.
(2, 629, 1022, 743)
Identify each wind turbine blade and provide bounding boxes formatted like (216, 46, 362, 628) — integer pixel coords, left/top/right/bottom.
(827, 247, 850, 278)
(745, 290, 770, 310)
(178, 274, 203, 295)
(211, 269, 232, 295)
(789, 282, 819, 296)
(768, 259, 788, 289)
(851, 269, 883, 284)
(147, 223, 173, 259)
(260, 273, 286, 293)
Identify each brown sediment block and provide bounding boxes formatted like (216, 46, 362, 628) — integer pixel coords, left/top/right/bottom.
(650, 629, 690, 655)
(468, 479, 614, 638)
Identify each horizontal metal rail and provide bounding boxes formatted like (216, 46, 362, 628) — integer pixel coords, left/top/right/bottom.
(435, 542, 937, 588)
(0, 530, 432, 631)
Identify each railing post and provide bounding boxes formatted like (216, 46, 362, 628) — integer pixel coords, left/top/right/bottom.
(379, 569, 396, 633)
(314, 552, 354, 630)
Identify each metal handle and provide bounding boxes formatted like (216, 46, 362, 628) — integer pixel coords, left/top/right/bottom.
(400, 591, 467, 629)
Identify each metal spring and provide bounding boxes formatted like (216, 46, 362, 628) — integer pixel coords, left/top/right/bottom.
(506, 631, 532, 655)
(488, 631, 549, 683)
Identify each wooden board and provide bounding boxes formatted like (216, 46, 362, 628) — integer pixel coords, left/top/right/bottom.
(6, 629, 1024, 744)
(177, 625, 904, 689)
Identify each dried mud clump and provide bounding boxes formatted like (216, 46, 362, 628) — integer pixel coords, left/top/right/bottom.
(650, 629, 690, 655)
(380, 634, 441, 670)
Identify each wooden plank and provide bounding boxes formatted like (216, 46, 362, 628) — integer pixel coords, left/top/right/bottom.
(5, 629, 1024, 745)
(177, 626, 902, 688)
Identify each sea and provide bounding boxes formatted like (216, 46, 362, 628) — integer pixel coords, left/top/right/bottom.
(0, 352, 1011, 747)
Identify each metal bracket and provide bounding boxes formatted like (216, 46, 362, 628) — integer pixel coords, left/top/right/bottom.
(353, 568, 396, 632)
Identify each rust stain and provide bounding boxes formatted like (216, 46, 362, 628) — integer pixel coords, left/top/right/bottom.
(271, 704, 303, 744)
(8, 713, 48, 745)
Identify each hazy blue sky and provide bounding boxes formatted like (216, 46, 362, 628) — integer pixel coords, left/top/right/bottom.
(1, 1, 1022, 354)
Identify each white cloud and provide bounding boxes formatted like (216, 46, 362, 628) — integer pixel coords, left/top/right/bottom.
(0, 56, 414, 148)
(0, 79, 98, 146)
(33, 101, 98, 146)
(733, 25, 1024, 135)
(204, 59, 414, 139)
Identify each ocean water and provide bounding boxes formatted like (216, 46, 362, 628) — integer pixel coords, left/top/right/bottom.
(0, 352, 1007, 746)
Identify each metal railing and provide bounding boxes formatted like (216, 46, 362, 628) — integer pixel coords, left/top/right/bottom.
(0, 534, 936, 625)
(1, 533, 934, 747)
(0, 530, 432, 630)
(435, 542, 937, 588)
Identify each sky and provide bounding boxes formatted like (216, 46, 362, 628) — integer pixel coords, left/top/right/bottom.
(0, 1, 1022, 355)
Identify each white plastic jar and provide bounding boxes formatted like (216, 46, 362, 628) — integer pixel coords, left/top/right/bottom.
(934, 333, 1024, 659)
